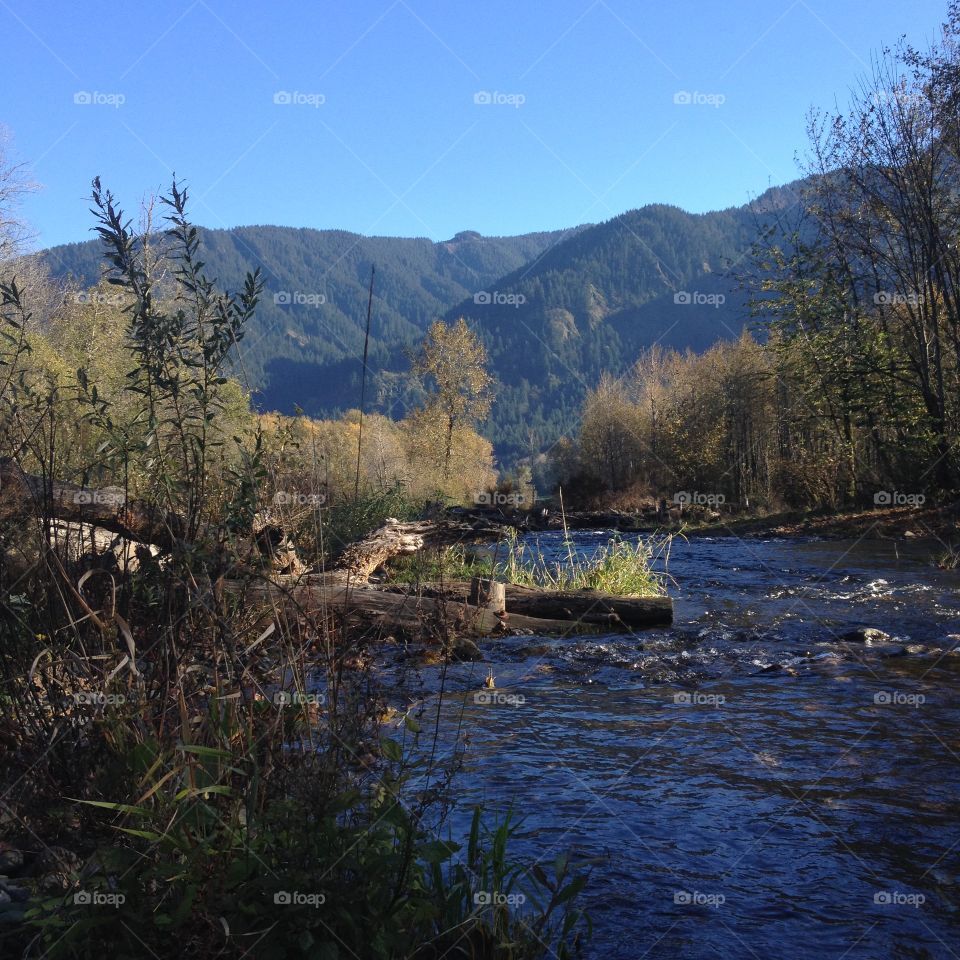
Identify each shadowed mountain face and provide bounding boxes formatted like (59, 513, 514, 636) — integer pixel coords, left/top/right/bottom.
(40, 183, 799, 464)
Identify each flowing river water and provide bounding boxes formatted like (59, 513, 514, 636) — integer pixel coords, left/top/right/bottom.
(391, 531, 960, 959)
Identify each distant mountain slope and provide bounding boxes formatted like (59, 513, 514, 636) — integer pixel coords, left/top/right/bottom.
(41, 224, 578, 412)
(39, 183, 801, 465)
(443, 198, 785, 459)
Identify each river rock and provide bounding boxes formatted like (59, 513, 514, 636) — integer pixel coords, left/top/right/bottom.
(905, 644, 927, 655)
(0, 877, 28, 902)
(0, 846, 23, 874)
(840, 627, 891, 644)
(877, 645, 907, 657)
(446, 637, 482, 662)
(36, 846, 81, 893)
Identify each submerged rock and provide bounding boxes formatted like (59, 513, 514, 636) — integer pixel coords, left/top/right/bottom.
(840, 627, 891, 644)
(447, 637, 483, 662)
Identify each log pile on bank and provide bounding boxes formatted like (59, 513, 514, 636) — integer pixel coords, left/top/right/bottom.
(0, 459, 673, 641)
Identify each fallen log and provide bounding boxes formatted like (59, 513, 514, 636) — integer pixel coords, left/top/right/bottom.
(245, 576, 606, 638)
(332, 517, 508, 580)
(381, 580, 673, 631)
(502, 583, 671, 627)
(0, 457, 184, 550)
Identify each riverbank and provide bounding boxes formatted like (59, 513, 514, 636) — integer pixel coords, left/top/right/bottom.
(461, 498, 960, 550)
(687, 500, 960, 545)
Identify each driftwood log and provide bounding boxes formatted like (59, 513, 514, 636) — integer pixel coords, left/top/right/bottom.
(0, 457, 184, 550)
(332, 517, 507, 580)
(245, 577, 585, 638)
(386, 580, 672, 631)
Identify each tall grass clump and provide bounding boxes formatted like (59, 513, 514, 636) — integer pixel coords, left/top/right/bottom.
(386, 530, 670, 598)
(495, 530, 670, 597)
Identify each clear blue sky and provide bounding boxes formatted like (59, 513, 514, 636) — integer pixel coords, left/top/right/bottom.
(1, 0, 949, 249)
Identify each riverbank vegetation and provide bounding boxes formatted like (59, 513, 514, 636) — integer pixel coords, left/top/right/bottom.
(0, 181, 590, 958)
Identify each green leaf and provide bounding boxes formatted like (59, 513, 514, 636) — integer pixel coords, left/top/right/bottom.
(73, 799, 151, 817)
(379, 737, 403, 762)
(114, 827, 164, 841)
(177, 743, 233, 759)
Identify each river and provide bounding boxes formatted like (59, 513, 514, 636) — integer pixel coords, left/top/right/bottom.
(398, 531, 960, 959)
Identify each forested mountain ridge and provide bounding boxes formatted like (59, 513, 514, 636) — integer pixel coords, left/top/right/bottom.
(39, 183, 802, 464)
(445, 194, 798, 459)
(40, 224, 575, 410)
